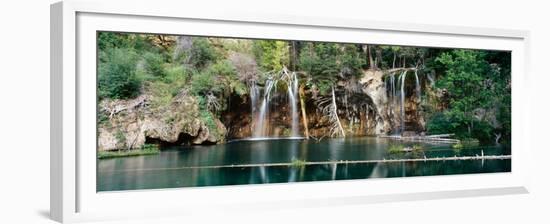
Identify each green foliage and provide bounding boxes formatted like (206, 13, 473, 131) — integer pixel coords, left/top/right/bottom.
(190, 60, 239, 96)
(299, 43, 339, 94)
(190, 70, 220, 95)
(189, 38, 219, 69)
(98, 112, 110, 125)
(98, 144, 160, 159)
(98, 32, 136, 50)
(253, 40, 289, 71)
(163, 65, 189, 94)
(98, 32, 155, 53)
(211, 60, 245, 96)
(430, 50, 505, 144)
(290, 158, 307, 167)
(148, 81, 174, 109)
(339, 44, 365, 77)
(463, 138, 480, 147)
(145, 65, 191, 110)
(200, 110, 217, 132)
(98, 48, 141, 99)
(222, 39, 254, 54)
(452, 139, 479, 150)
(497, 93, 512, 144)
(143, 52, 166, 78)
(164, 65, 189, 83)
(96, 32, 510, 146)
(388, 143, 405, 154)
(426, 112, 452, 135)
(115, 129, 126, 143)
(452, 143, 463, 150)
(298, 43, 364, 94)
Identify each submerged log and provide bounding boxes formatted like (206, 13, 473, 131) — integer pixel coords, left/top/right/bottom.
(106, 154, 511, 172)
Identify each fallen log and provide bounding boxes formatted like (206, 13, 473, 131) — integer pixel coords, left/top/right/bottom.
(103, 154, 511, 173)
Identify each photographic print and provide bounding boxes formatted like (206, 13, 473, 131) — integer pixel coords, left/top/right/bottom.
(97, 31, 511, 191)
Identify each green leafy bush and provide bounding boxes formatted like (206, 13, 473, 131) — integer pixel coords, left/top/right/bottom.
(298, 43, 364, 95)
(190, 60, 237, 95)
(253, 40, 289, 71)
(98, 144, 160, 159)
(189, 38, 219, 69)
(388, 143, 405, 154)
(98, 48, 142, 99)
(143, 52, 166, 78)
(190, 70, 218, 95)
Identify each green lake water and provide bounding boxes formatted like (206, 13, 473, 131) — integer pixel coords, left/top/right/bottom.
(97, 137, 511, 191)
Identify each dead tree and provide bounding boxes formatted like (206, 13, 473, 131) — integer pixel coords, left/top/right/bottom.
(317, 86, 345, 138)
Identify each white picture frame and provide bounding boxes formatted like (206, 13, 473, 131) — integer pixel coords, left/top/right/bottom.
(50, 0, 530, 223)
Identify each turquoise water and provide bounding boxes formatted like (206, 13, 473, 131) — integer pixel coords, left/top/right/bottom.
(97, 137, 510, 191)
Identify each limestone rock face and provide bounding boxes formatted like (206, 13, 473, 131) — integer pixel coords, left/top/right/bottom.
(98, 93, 226, 151)
(359, 70, 392, 135)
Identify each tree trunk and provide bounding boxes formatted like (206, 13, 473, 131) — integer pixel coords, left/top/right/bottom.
(375, 48, 382, 69)
(289, 41, 299, 71)
(494, 133, 502, 145)
(367, 45, 375, 70)
(392, 52, 396, 69)
(299, 84, 310, 139)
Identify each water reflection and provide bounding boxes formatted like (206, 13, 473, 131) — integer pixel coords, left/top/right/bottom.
(98, 137, 511, 191)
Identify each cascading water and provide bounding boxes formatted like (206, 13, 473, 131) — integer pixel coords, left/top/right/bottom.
(252, 68, 301, 138)
(286, 72, 299, 137)
(414, 70, 421, 102)
(390, 69, 421, 134)
(249, 80, 260, 117)
(254, 78, 277, 137)
(400, 71, 407, 134)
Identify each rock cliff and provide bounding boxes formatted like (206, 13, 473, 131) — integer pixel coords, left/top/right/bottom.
(98, 92, 226, 151)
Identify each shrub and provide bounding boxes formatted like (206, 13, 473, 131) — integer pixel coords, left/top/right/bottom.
(189, 38, 219, 69)
(427, 112, 495, 144)
(190, 60, 237, 95)
(98, 48, 142, 99)
(98, 144, 160, 159)
(388, 143, 405, 154)
(199, 107, 217, 130)
(290, 158, 307, 167)
(452, 143, 463, 150)
(426, 112, 453, 135)
(190, 70, 218, 95)
(115, 129, 126, 144)
(163, 65, 189, 84)
(143, 52, 166, 78)
(252, 40, 289, 71)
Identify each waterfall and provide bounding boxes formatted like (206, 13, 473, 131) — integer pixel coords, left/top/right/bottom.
(391, 73, 396, 102)
(249, 80, 260, 119)
(391, 69, 422, 134)
(287, 72, 299, 137)
(390, 73, 396, 117)
(252, 68, 300, 138)
(414, 70, 421, 102)
(400, 70, 407, 134)
(254, 78, 277, 137)
(427, 71, 435, 86)
(365, 104, 370, 134)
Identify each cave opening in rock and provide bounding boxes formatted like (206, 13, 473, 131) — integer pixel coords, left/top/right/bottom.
(144, 133, 196, 148)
